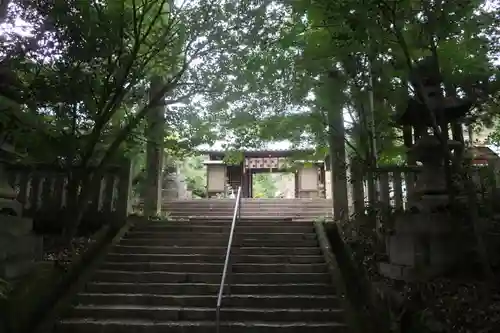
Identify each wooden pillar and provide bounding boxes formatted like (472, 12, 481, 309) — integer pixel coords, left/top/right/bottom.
(0, 1, 9, 23)
(249, 172, 254, 198)
(241, 167, 247, 198)
(319, 164, 326, 198)
(329, 150, 349, 221)
(242, 166, 251, 198)
(350, 157, 365, 216)
(294, 170, 299, 198)
(144, 76, 165, 217)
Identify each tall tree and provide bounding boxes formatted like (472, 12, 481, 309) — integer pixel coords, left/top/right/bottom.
(1, 0, 252, 239)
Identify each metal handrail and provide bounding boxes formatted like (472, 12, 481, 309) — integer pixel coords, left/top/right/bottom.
(215, 186, 242, 333)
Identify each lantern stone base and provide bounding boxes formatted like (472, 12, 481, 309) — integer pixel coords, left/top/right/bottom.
(380, 212, 458, 281)
(0, 197, 22, 216)
(0, 215, 42, 280)
(0, 259, 36, 280)
(378, 262, 445, 281)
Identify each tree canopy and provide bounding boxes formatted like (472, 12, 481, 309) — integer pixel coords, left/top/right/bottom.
(2, 0, 500, 226)
(3, 0, 500, 163)
(188, 0, 500, 162)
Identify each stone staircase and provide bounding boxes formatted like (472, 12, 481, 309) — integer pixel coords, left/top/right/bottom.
(160, 198, 334, 221)
(54, 217, 347, 333)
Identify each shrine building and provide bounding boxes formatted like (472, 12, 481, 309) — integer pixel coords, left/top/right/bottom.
(197, 148, 328, 198)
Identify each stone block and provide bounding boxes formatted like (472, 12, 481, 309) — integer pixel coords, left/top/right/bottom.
(385, 212, 459, 280)
(387, 229, 457, 269)
(0, 259, 35, 279)
(0, 198, 22, 217)
(0, 215, 33, 236)
(417, 167, 447, 192)
(379, 262, 407, 280)
(429, 235, 456, 267)
(379, 262, 444, 281)
(0, 234, 41, 261)
(388, 234, 415, 266)
(393, 212, 453, 235)
(415, 194, 450, 212)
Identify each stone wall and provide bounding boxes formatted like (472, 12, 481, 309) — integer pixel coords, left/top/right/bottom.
(0, 212, 41, 279)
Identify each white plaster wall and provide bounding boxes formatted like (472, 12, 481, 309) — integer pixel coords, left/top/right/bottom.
(207, 165, 226, 192)
(299, 167, 318, 191)
(325, 170, 332, 199)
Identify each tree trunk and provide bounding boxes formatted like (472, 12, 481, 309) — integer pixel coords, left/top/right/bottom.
(354, 96, 377, 213)
(0, 0, 8, 23)
(328, 112, 349, 222)
(143, 76, 166, 217)
(320, 72, 349, 222)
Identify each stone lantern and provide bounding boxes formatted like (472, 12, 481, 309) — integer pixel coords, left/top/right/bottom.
(379, 57, 473, 280)
(0, 142, 22, 215)
(0, 142, 41, 279)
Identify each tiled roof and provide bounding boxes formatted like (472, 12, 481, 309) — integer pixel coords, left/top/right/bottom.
(471, 145, 500, 160)
(195, 141, 316, 153)
(196, 147, 316, 153)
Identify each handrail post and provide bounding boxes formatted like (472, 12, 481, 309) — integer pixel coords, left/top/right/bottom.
(215, 186, 242, 333)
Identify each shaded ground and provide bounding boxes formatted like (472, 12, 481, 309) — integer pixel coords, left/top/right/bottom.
(42, 236, 96, 268)
(344, 223, 500, 333)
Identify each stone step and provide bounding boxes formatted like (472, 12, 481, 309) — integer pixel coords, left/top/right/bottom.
(164, 204, 329, 207)
(100, 262, 327, 274)
(56, 319, 348, 333)
(139, 220, 296, 224)
(164, 198, 332, 202)
(173, 208, 329, 211)
(153, 206, 327, 210)
(124, 231, 317, 240)
(164, 205, 331, 209)
(166, 208, 330, 212)
(106, 252, 324, 263)
(166, 212, 328, 217)
(118, 238, 318, 247)
(164, 213, 327, 217)
(174, 209, 329, 212)
(84, 282, 335, 296)
(164, 200, 333, 204)
(69, 305, 345, 322)
(55, 213, 346, 333)
(92, 271, 331, 284)
(166, 218, 333, 222)
(163, 203, 330, 206)
(132, 225, 315, 233)
(188, 217, 297, 223)
(76, 294, 340, 309)
(167, 215, 331, 220)
(144, 217, 299, 223)
(191, 215, 292, 220)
